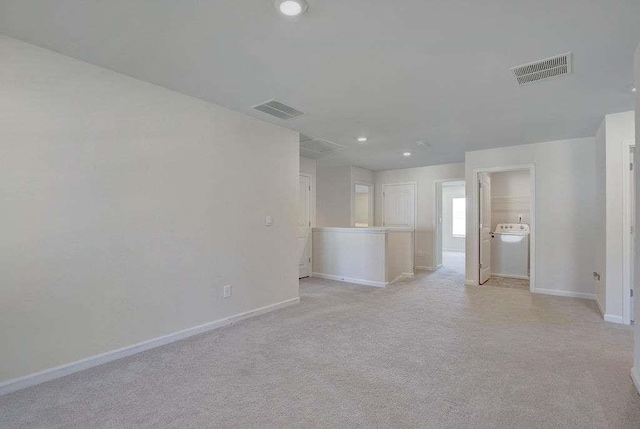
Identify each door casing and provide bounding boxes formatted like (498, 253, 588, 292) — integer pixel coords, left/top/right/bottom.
(471, 165, 535, 293)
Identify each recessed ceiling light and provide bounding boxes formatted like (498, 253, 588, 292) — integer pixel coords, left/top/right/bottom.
(275, 0, 308, 16)
(633, 87, 637, 93)
(357, 137, 368, 142)
(403, 152, 412, 157)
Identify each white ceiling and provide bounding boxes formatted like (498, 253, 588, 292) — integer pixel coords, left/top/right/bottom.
(1, 0, 638, 171)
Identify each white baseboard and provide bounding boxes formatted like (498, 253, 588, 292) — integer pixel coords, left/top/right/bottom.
(465, 280, 476, 286)
(604, 314, 624, 324)
(490, 273, 530, 280)
(0, 296, 300, 397)
(312, 272, 387, 287)
(416, 266, 439, 272)
(533, 288, 596, 300)
(594, 296, 624, 324)
(443, 249, 464, 253)
(632, 367, 640, 395)
(389, 272, 415, 285)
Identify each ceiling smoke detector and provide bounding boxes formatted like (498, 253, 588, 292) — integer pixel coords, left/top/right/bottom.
(511, 52, 572, 86)
(275, 0, 308, 16)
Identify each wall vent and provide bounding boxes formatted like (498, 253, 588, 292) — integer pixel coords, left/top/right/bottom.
(253, 100, 305, 120)
(300, 137, 346, 154)
(511, 52, 572, 85)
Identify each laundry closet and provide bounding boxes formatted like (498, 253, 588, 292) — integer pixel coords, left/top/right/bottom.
(487, 170, 531, 286)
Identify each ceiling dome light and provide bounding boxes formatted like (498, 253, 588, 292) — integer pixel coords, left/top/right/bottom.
(357, 137, 368, 142)
(633, 87, 637, 93)
(403, 152, 412, 157)
(275, 0, 308, 16)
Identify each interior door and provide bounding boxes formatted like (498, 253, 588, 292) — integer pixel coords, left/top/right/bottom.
(383, 183, 416, 227)
(479, 173, 492, 284)
(298, 175, 311, 278)
(631, 147, 635, 322)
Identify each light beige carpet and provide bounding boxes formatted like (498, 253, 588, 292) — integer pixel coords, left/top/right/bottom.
(1, 264, 639, 428)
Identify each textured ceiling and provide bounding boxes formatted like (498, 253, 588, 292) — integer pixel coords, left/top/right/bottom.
(0, 0, 639, 170)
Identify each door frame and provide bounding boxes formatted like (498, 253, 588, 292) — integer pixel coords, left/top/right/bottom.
(471, 164, 536, 293)
(622, 140, 635, 325)
(299, 173, 313, 278)
(352, 181, 375, 227)
(434, 178, 466, 271)
(381, 182, 418, 228)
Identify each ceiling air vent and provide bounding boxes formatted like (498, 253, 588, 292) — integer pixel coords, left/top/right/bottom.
(300, 137, 346, 154)
(252, 99, 305, 120)
(511, 52, 572, 86)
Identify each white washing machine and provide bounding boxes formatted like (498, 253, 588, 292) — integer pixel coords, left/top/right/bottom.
(491, 223, 530, 279)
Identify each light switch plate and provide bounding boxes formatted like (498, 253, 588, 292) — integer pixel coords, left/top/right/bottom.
(265, 216, 273, 226)
(223, 285, 231, 298)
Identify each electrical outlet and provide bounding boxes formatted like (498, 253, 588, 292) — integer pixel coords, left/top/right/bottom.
(223, 285, 231, 298)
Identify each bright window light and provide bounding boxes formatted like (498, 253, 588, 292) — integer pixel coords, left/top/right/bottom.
(452, 197, 466, 237)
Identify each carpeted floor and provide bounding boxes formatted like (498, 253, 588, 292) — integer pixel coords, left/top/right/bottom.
(1, 264, 639, 428)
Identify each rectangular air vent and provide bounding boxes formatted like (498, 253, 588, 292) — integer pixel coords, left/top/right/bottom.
(511, 52, 572, 85)
(253, 99, 305, 120)
(300, 137, 346, 154)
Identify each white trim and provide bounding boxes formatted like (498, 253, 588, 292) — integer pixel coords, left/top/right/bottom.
(465, 279, 477, 286)
(596, 296, 605, 318)
(416, 265, 433, 271)
(632, 367, 640, 395)
(604, 314, 624, 324)
(622, 140, 635, 325)
(472, 165, 536, 294)
(389, 272, 415, 285)
(434, 178, 466, 275)
(0, 297, 300, 396)
(311, 272, 387, 288)
(533, 288, 595, 300)
(490, 273, 530, 280)
(312, 227, 390, 234)
(443, 248, 465, 252)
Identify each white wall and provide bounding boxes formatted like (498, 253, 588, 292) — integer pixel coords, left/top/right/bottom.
(374, 163, 465, 269)
(465, 137, 597, 299)
(300, 157, 317, 226)
(317, 165, 374, 227)
(0, 36, 299, 384)
(633, 43, 640, 392)
(317, 166, 352, 227)
(490, 170, 531, 229)
(442, 183, 465, 252)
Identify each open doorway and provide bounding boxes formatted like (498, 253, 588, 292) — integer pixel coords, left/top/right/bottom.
(353, 182, 374, 227)
(473, 166, 535, 292)
(435, 179, 466, 274)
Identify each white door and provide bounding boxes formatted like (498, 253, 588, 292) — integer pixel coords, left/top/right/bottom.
(298, 175, 311, 278)
(631, 147, 635, 322)
(479, 173, 492, 284)
(383, 183, 416, 227)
